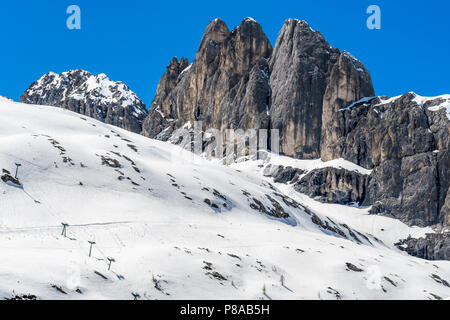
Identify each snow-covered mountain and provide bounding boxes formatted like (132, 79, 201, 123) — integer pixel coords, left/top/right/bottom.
(21, 70, 148, 134)
(0, 98, 449, 300)
(143, 18, 449, 250)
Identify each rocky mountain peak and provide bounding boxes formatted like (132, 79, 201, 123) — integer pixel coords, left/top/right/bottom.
(199, 18, 230, 48)
(21, 70, 147, 133)
(268, 18, 342, 159)
(143, 18, 273, 139)
(236, 17, 262, 32)
(283, 18, 315, 32)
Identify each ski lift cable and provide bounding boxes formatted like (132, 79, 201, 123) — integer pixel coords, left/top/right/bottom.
(18, 184, 121, 272)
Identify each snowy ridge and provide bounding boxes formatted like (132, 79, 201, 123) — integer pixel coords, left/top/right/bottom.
(0, 99, 449, 300)
(340, 96, 376, 111)
(249, 152, 373, 175)
(24, 70, 147, 117)
(0, 96, 13, 102)
(243, 17, 257, 23)
(75, 73, 144, 112)
(413, 93, 450, 120)
(340, 93, 450, 121)
(342, 50, 360, 63)
(179, 64, 192, 77)
(373, 95, 403, 107)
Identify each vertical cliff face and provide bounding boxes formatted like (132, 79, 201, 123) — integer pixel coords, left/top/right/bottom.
(144, 18, 375, 161)
(142, 18, 273, 141)
(141, 57, 189, 139)
(306, 92, 449, 228)
(268, 19, 341, 159)
(320, 51, 375, 161)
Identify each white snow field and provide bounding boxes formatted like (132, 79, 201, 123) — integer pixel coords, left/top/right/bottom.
(0, 98, 449, 300)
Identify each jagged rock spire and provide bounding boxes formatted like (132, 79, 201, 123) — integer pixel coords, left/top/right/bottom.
(142, 17, 272, 140)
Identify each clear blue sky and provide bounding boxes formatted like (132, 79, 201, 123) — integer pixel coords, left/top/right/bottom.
(0, 0, 449, 107)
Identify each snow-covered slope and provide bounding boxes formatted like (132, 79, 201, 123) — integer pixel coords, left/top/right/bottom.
(0, 99, 449, 300)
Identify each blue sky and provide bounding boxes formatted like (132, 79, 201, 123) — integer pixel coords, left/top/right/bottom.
(0, 0, 449, 106)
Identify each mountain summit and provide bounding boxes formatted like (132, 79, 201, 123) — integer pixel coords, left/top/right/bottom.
(142, 17, 273, 141)
(21, 70, 148, 133)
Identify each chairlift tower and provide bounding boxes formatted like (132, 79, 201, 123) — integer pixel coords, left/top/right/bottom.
(88, 241, 96, 257)
(61, 223, 69, 237)
(131, 292, 141, 300)
(14, 163, 22, 179)
(107, 257, 115, 270)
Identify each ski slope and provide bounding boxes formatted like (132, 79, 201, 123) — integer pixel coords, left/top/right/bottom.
(0, 98, 449, 300)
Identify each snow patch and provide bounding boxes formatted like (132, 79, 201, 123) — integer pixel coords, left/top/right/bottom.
(340, 97, 376, 111)
(412, 93, 450, 120)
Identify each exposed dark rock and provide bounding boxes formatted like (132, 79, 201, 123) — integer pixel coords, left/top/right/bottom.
(294, 167, 369, 205)
(430, 273, 450, 287)
(21, 70, 147, 133)
(326, 287, 342, 299)
(51, 285, 67, 294)
(5, 294, 37, 300)
(365, 153, 441, 226)
(249, 196, 290, 219)
(345, 263, 364, 272)
(311, 213, 346, 239)
(319, 92, 449, 228)
(320, 93, 436, 168)
(321, 51, 375, 160)
(206, 271, 228, 281)
(263, 164, 305, 183)
(269, 19, 341, 159)
(395, 233, 450, 261)
(143, 18, 373, 160)
(100, 155, 121, 168)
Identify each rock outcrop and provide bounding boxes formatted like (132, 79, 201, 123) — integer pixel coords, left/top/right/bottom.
(143, 18, 448, 233)
(318, 93, 449, 227)
(21, 70, 148, 133)
(294, 167, 370, 205)
(268, 20, 374, 159)
(263, 164, 305, 184)
(396, 233, 450, 261)
(268, 20, 339, 159)
(142, 18, 273, 144)
(320, 51, 375, 159)
(143, 18, 374, 161)
(320, 93, 437, 168)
